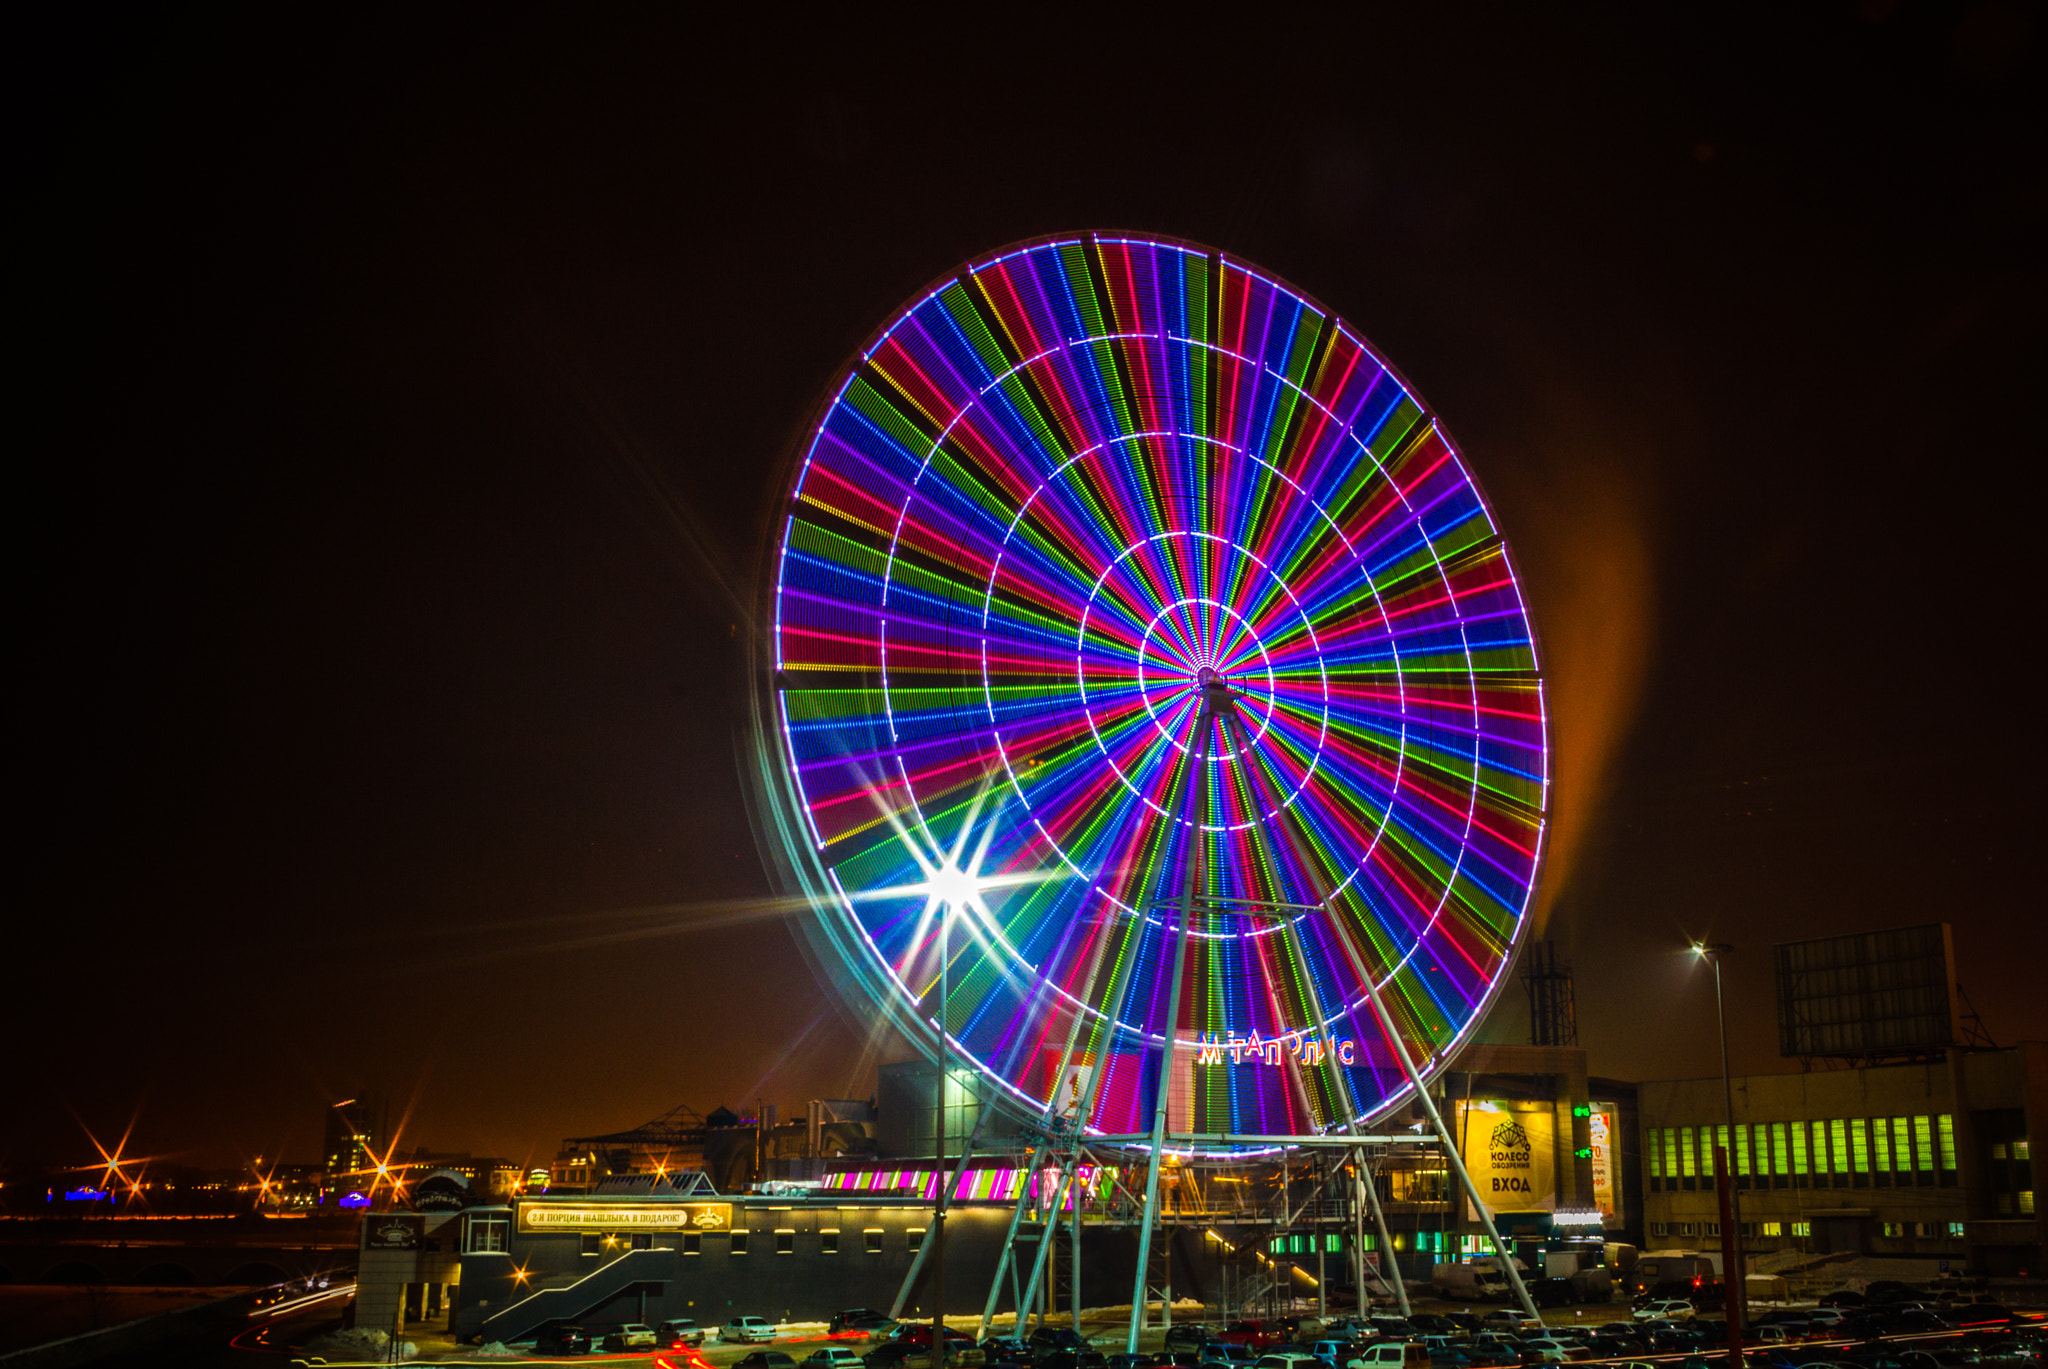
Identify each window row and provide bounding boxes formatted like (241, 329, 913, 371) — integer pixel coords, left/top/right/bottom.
(1646, 1117, 1956, 1192)
(677, 1227, 924, 1255)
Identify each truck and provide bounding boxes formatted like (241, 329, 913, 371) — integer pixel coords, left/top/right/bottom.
(1627, 1253, 1719, 1298)
(1542, 1248, 1616, 1303)
(1432, 1261, 1512, 1302)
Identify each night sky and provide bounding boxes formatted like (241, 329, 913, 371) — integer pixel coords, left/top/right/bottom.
(11, 6, 2042, 1175)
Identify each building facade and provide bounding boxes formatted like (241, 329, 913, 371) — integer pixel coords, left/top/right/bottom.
(442, 1186, 1209, 1344)
(1638, 1043, 2043, 1276)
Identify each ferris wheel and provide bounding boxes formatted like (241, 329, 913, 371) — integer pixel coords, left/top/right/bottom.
(759, 233, 1548, 1154)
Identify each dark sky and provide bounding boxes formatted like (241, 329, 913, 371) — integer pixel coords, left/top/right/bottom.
(10, 5, 2042, 1176)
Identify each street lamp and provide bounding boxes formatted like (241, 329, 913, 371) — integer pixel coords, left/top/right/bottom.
(931, 884, 967, 1368)
(1691, 942, 1745, 1333)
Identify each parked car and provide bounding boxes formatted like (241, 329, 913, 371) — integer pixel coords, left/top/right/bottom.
(982, 1338, 1037, 1368)
(1253, 1353, 1326, 1369)
(661, 1318, 709, 1347)
(1217, 1324, 1292, 1351)
(1440, 1349, 1512, 1369)
(1586, 1334, 1645, 1359)
(1351, 1346, 1432, 1369)
(535, 1323, 593, 1356)
(834, 1311, 894, 1335)
(1312, 1340, 1372, 1369)
(808, 1351, 869, 1369)
(1033, 1331, 1093, 1353)
(736, 1354, 798, 1369)
(608, 1325, 659, 1350)
(1036, 1353, 1108, 1369)
(1109, 1354, 1182, 1369)
(727, 1317, 781, 1344)
(1822, 1292, 1869, 1309)
(1634, 1301, 1697, 1324)
(1645, 1327, 1706, 1354)
(1166, 1327, 1217, 1352)
(1532, 1279, 1576, 1309)
(866, 1348, 924, 1369)
(1200, 1347, 1259, 1368)
(1480, 1311, 1541, 1333)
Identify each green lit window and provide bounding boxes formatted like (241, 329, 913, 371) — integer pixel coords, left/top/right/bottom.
(1938, 1115, 1956, 1171)
(1831, 1119, 1849, 1175)
(1666, 1129, 1679, 1178)
(1894, 1116, 1911, 1172)
(1760, 1220, 1782, 1237)
(1327, 1233, 1343, 1252)
(1681, 1127, 1697, 1177)
(1648, 1128, 1662, 1180)
(1791, 1123, 1809, 1175)
(2020, 1191, 2035, 1215)
(1852, 1119, 1870, 1174)
(1914, 1116, 1935, 1172)
(1873, 1118, 1892, 1173)
(1270, 1237, 1286, 1253)
(1736, 1124, 1753, 1176)
(1791, 1221, 1811, 1238)
(1716, 1124, 1729, 1171)
(1772, 1122, 1789, 1175)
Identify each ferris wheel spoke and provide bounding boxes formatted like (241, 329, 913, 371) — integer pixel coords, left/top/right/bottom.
(770, 235, 1545, 1146)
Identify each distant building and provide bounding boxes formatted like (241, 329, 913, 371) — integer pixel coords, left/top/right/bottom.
(401, 1150, 524, 1202)
(1637, 1042, 2044, 1276)
(323, 1097, 387, 1199)
(549, 1098, 878, 1194)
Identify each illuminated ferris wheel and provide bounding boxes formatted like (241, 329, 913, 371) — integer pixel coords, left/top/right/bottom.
(758, 233, 1548, 1154)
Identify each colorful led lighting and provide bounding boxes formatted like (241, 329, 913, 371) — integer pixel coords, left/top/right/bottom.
(766, 233, 1548, 1149)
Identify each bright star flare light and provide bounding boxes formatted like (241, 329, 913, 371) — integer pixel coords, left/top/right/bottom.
(758, 233, 1549, 1149)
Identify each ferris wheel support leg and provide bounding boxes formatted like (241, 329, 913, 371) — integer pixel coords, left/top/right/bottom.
(1357, 1146, 1410, 1317)
(1018, 1160, 1078, 1336)
(1126, 700, 1214, 1353)
(979, 1154, 1044, 1339)
(1361, 1001, 1538, 1322)
(1253, 751, 1541, 1326)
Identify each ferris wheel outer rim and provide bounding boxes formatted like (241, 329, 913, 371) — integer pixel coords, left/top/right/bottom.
(747, 229, 1552, 1151)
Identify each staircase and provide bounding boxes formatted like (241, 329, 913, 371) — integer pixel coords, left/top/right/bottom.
(479, 1246, 677, 1343)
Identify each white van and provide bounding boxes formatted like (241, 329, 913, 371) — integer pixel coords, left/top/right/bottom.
(1355, 1346, 1431, 1369)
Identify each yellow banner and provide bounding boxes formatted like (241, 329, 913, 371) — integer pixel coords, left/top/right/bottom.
(517, 1201, 732, 1232)
(1590, 1108, 1617, 1219)
(1458, 1102, 1557, 1219)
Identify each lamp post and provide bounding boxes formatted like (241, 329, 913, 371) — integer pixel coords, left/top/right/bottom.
(1692, 942, 1745, 1335)
(932, 892, 963, 1368)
